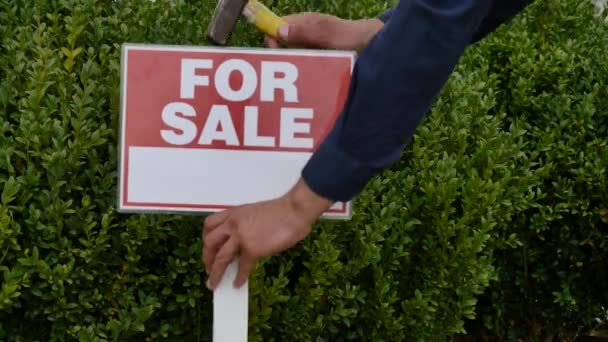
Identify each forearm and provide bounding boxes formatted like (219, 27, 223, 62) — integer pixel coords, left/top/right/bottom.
(357, 18, 385, 48)
(285, 178, 334, 223)
(301, 0, 493, 202)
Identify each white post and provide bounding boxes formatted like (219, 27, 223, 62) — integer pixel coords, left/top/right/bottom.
(213, 259, 249, 342)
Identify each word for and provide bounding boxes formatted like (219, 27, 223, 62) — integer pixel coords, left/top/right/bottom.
(180, 58, 299, 102)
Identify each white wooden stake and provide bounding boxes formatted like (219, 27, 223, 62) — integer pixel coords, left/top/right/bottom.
(213, 259, 248, 342)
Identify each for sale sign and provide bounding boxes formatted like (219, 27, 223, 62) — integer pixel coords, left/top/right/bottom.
(117, 44, 355, 218)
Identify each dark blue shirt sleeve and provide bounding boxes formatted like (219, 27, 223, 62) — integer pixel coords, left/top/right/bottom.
(300, 0, 495, 202)
(470, 0, 534, 43)
(379, 1, 533, 43)
(378, 8, 394, 23)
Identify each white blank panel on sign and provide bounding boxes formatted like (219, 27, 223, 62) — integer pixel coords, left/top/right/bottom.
(128, 147, 311, 206)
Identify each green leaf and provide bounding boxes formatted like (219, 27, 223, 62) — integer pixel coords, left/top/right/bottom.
(61, 47, 72, 58)
(64, 58, 74, 72)
(2, 177, 20, 205)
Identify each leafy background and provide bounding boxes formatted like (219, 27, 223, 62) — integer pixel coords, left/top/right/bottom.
(0, 0, 606, 341)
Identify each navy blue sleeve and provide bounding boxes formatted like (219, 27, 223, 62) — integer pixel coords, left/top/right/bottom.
(380, 1, 535, 43)
(471, 0, 535, 43)
(300, 0, 494, 202)
(378, 8, 394, 23)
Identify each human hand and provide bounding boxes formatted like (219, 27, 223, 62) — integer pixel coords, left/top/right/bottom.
(264, 13, 384, 50)
(202, 178, 333, 290)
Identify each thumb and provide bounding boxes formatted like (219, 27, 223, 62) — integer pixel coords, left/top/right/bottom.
(277, 17, 336, 48)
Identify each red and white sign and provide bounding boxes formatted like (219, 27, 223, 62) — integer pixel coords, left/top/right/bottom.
(118, 44, 355, 218)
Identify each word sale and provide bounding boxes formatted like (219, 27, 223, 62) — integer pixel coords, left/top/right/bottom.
(160, 58, 315, 149)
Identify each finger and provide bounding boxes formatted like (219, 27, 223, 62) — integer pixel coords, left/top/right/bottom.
(202, 211, 230, 271)
(233, 254, 256, 288)
(203, 209, 231, 232)
(202, 226, 231, 272)
(264, 34, 279, 48)
(263, 14, 302, 48)
(207, 237, 239, 290)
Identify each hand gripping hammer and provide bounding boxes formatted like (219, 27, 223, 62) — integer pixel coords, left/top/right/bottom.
(207, 0, 286, 46)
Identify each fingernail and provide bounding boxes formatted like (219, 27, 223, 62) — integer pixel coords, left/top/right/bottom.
(278, 25, 289, 40)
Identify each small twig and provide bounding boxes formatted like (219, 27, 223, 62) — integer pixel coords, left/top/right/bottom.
(0, 244, 10, 266)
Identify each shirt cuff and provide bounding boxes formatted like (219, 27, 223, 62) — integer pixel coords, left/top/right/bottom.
(378, 8, 394, 23)
(301, 134, 375, 203)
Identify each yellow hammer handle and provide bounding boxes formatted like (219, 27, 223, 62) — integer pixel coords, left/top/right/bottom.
(242, 0, 287, 39)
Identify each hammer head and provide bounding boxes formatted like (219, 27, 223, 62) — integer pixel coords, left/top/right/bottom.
(207, 0, 248, 46)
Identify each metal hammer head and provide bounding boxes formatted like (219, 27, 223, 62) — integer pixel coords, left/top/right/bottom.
(207, 0, 248, 46)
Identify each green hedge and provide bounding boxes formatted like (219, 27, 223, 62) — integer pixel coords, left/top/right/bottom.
(466, 1, 608, 339)
(0, 0, 606, 341)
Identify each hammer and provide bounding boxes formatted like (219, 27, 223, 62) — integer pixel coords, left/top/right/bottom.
(207, 0, 287, 46)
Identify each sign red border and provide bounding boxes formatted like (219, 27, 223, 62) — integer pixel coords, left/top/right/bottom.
(117, 43, 355, 219)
